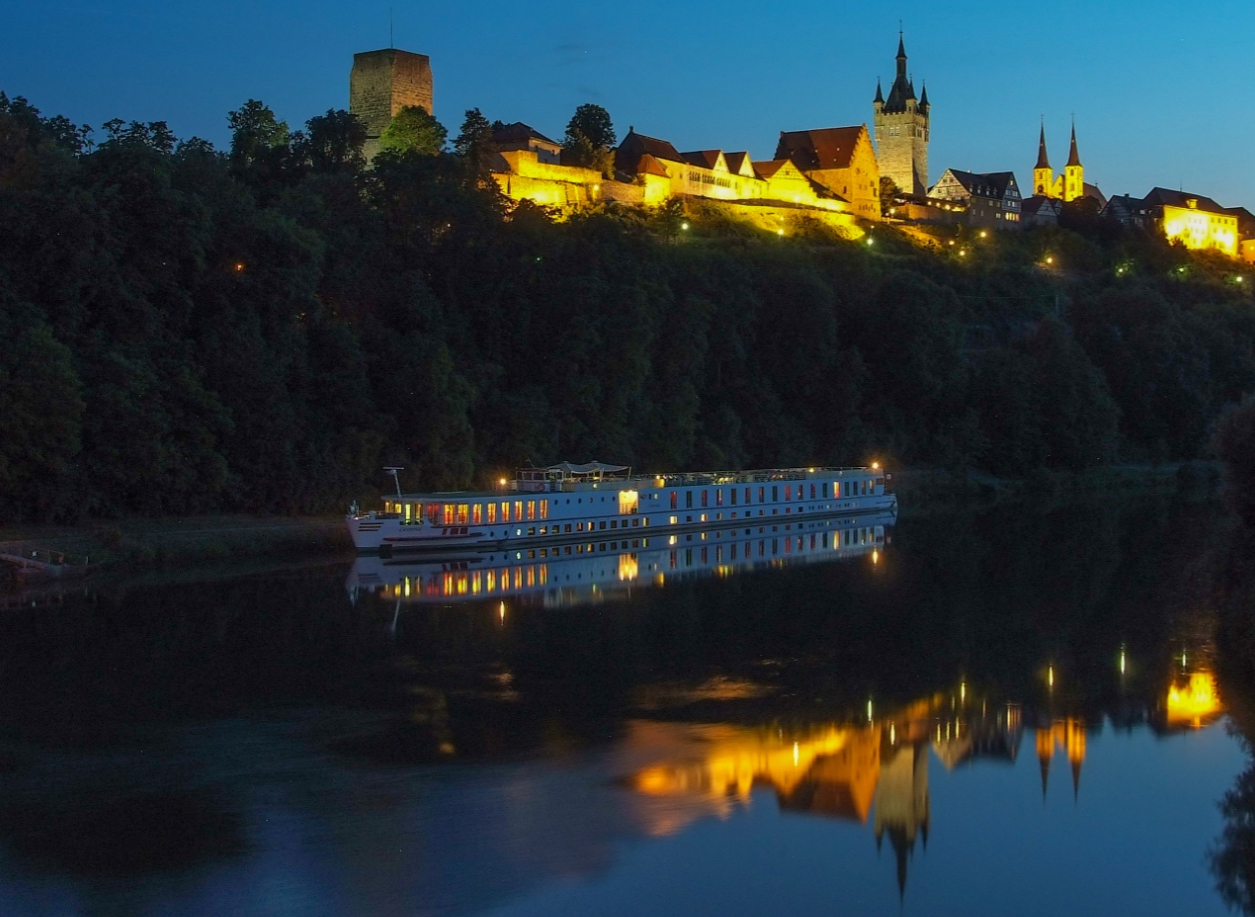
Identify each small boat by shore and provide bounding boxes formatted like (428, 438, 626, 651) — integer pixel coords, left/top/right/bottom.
(347, 461, 896, 554)
(0, 547, 97, 583)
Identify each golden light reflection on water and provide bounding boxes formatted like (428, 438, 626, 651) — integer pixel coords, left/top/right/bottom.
(1167, 671, 1223, 728)
(619, 665, 1229, 879)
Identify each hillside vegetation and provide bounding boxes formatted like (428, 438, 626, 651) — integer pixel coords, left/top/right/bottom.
(2, 95, 1254, 521)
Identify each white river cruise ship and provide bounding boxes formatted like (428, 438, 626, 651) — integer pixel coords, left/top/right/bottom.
(347, 461, 896, 554)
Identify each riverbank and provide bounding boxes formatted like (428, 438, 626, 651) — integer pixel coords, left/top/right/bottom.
(891, 460, 1221, 516)
(0, 515, 351, 582)
(0, 462, 1224, 584)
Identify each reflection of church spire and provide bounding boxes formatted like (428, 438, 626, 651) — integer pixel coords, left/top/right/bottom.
(873, 740, 930, 902)
(1036, 727, 1052, 800)
(1068, 720, 1086, 802)
(1035, 720, 1087, 802)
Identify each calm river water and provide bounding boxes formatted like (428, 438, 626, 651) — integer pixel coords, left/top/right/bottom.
(1, 498, 1253, 917)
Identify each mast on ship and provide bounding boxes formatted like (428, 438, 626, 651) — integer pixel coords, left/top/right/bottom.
(384, 466, 404, 498)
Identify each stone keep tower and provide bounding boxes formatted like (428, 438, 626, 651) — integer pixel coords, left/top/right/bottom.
(350, 49, 433, 161)
(872, 34, 929, 196)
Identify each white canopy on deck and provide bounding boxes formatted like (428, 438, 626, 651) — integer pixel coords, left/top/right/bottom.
(542, 461, 629, 477)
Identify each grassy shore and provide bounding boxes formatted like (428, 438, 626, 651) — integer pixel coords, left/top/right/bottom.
(891, 461, 1221, 516)
(0, 514, 351, 573)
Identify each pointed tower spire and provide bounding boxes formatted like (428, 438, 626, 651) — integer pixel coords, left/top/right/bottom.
(1063, 117, 1085, 201)
(1036, 119, 1051, 170)
(919, 81, 929, 110)
(897, 29, 907, 62)
(1036, 727, 1053, 800)
(874, 78, 884, 104)
(1067, 118, 1082, 167)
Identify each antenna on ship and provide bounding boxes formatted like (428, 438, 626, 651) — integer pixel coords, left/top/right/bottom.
(384, 466, 404, 498)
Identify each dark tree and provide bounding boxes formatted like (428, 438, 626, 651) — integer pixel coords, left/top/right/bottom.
(453, 107, 495, 178)
(1214, 393, 1255, 527)
(298, 109, 366, 174)
(226, 100, 289, 169)
(562, 103, 615, 174)
(564, 103, 615, 150)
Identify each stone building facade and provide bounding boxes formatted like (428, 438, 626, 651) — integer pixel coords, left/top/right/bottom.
(350, 49, 434, 161)
(929, 169, 1022, 229)
(776, 125, 881, 219)
(872, 35, 930, 196)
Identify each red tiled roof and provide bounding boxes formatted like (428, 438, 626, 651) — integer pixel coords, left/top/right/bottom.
(776, 126, 867, 171)
(755, 159, 799, 181)
(724, 151, 753, 176)
(491, 121, 559, 147)
(615, 129, 685, 176)
(682, 150, 723, 170)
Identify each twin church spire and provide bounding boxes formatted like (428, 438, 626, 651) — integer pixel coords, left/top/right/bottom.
(1033, 118, 1084, 201)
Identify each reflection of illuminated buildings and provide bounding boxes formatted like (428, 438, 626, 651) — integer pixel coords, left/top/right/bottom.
(619, 664, 1227, 899)
(621, 693, 1026, 896)
(627, 723, 881, 833)
(1163, 671, 1223, 731)
(347, 512, 893, 608)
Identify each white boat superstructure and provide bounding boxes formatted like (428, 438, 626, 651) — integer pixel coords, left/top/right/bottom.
(347, 461, 896, 554)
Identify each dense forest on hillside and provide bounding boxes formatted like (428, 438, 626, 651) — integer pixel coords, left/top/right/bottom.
(2, 93, 1255, 522)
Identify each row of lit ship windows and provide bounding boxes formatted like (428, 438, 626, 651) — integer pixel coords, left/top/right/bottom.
(387, 479, 881, 526)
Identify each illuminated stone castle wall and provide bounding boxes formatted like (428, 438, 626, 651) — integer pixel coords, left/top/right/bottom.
(491, 150, 605, 208)
(350, 49, 433, 161)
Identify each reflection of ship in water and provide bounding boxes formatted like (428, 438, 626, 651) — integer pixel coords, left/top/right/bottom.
(347, 511, 893, 608)
(621, 669, 1227, 899)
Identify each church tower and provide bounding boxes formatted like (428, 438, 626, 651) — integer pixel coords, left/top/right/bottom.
(1033, 120, 1053, 197)
(872, 33, 930, 195)
(1063, 120, 1084, 202)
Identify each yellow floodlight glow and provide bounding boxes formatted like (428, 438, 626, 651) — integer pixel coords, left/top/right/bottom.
(1167, 672, 1222, 727)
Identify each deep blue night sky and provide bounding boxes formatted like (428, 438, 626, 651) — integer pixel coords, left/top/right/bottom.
(4, 0, 1254, 207)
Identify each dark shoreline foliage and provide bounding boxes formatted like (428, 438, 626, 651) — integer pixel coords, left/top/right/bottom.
(2, 92, 1255, 522)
